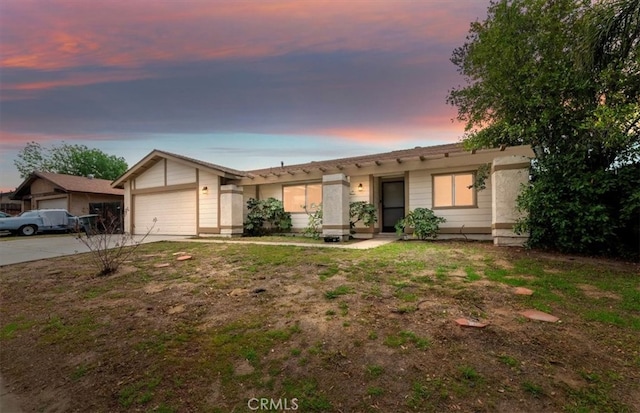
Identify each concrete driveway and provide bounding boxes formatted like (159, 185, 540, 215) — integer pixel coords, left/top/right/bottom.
(0, 234, 188, 266)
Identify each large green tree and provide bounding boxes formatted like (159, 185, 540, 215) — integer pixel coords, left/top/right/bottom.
(15, 142, 128, 181)
(448, 0, 640, 257)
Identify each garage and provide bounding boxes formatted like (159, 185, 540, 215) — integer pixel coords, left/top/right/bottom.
(37, 197, 68, 210)
(133, 190, 196, 235)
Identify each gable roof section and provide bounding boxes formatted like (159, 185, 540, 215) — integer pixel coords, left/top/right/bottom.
(13, 172, 124, 199)
(112, 149, 246, 188)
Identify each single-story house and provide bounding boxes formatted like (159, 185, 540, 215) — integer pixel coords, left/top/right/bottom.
(12, 172, 125, 219)
(0, 191, 22, 216)
(112, 143, 534, 245)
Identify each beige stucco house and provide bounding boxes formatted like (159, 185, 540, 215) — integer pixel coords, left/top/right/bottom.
(112, 143, 534, 245)
(12, 172, 124, 217)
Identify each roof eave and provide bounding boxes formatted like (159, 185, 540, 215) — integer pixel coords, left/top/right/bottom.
(111, 149, 247, 188)
(11, 172, 42, 198)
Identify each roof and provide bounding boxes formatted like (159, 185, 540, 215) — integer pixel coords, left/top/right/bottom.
(112, 142, 526, 187)
(12, 172, 124, 199)
(157, 150, 246, 177)
(111, 149, 246, 188)
(247, 142, 465, 176)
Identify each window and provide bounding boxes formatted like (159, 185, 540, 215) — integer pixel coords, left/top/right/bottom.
(283, 183, 322, 212)
(433, 173, 475, 208)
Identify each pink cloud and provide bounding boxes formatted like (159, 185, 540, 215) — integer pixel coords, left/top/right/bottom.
(1, 1, 485, 72)
(315, 123, 464, 146)
(1, 70, 157, 96)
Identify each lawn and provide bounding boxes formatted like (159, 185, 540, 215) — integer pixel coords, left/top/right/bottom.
(0, 240, 639, 412)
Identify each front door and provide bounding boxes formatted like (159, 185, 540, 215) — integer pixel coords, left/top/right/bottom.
(382, 181, 404, 232)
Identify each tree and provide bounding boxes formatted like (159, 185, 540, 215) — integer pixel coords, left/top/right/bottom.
(14, 142, 128, 181)
(448, 0, 640, 257)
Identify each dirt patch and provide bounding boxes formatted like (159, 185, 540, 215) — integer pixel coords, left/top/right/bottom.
(0, 241, 638, 412)
(578, 284, 621, 300)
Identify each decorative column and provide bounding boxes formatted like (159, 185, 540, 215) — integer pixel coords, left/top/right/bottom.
(220, 184, 244, 237)
(322, 173, 350, 241)
(491, 156, 531, 246)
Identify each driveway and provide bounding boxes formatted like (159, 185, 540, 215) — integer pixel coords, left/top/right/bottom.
(0, 234, 189, 266)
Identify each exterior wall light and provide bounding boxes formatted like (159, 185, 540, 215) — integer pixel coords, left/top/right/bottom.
(202, 186, 208, 194)
(357, 183, 363, 192)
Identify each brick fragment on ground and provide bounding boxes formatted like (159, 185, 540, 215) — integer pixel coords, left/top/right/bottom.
(176, 255, 192, 261)
(515, 287, 534, 296)
(154, 263, 170, 268)
(455, 318, 488, 328)
(520, 309, 560, 322)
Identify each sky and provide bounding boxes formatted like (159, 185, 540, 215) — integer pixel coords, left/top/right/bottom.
(0, 0, 490, 192)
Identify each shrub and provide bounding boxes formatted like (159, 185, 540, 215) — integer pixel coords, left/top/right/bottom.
(303, 203, 323, 239)
(349, 201, 378, 232)
(395, 208, 446, 240)
(303, 202, 378, 239)
(244, 198, 292, 236)
(515, 155, 640, 258)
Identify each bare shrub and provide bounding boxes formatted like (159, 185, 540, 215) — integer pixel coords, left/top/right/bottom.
(76, 211, 157, 276)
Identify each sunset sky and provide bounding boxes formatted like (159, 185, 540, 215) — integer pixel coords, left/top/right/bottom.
(0, 0, 491, 191)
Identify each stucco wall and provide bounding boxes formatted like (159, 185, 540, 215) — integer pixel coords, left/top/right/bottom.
(30, 179, 57, 194)
(492, 155, 531, 245)
(198, 171, 219, 228)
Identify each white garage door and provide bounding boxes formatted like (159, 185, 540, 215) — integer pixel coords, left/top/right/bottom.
(38, 197, 68, 210)
(133, 191, 196, 235)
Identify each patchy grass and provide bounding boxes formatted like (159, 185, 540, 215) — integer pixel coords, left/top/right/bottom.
(383, 330, 431, 350)
(0, 240, 639, 412)
(324, 285, 353, 299)
(0, 317, 36, 340)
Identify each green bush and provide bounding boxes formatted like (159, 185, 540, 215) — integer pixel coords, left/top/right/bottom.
(303, 202, 378, 239)
(303, 203, 323, 239)
(395, 208, 446, 240)
(244, 198, 292, 236)
(515, 155, 640, 258)
(349, 201, 378, 232)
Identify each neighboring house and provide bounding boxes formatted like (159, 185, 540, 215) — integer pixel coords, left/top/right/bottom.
(113, 143, 534, 245)
(12, 172, 125, 219)
(0, 191, 22, 216)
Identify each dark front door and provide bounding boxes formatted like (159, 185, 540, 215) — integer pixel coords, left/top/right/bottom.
(382, 181, 405, 232)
